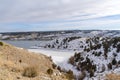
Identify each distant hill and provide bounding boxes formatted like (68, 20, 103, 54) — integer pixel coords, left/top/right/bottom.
(0, 30, 120, 41)
(0, 30, 79, 40)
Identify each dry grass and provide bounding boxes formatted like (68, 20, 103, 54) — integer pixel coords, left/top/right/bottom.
(0, 42, 68, 80)
(106, 73, 120, 80)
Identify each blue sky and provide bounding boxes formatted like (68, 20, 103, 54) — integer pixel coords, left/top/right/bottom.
(0, 0, 120, 32)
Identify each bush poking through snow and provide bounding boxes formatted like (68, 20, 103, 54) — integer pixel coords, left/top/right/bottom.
(22, 66, 38, 78)
(68, 56, 75, 65)
(78, 71, 86, 80)
(89, 69, 94, 78)
(112, 58, 117, 65)
(107, 63, 112, 70)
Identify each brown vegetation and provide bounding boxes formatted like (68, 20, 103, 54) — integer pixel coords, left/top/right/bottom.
(0, 41, 3, 46)
(22, 66, 38, 78)
(106, 73, 120, 80)
(47, 68, 53, 75)
(0, 42, 68, 80)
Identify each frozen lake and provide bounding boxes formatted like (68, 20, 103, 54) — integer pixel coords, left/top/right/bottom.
(2, 40, 45, 49)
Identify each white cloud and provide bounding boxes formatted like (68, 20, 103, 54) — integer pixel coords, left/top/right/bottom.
(0, 0, 120, 31)
(0, 0, 120, 23)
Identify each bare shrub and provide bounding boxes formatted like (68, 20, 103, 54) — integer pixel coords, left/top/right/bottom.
(112, 58, 117, 65)
(57, 66, 62, 72)
(107, 63, 112, 70)
(68, 56, 75, 65)
(78, 71, 86, 80)
(89, 69, 94, 77)
(22, 66, 38, 78)
(0, 41, 3, 46)
(47, 68, 53, 75)
(65, 70, 74, 80)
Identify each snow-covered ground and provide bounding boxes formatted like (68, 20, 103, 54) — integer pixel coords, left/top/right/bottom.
(28, 48, 80, 75)
(29, 36, 120, 80)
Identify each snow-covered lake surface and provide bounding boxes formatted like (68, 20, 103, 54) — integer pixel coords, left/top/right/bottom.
(28, 48, 80, 75)
(29, 48, 74, 63)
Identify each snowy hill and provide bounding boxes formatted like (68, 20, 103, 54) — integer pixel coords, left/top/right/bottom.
(1, 30, 120, 41)
(40, 30, 120, 51)
(39, 31, 120, 79)
(67, 37, 120, 79)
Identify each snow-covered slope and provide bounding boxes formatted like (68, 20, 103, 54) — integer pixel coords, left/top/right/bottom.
(67, 37, 120, 79)
(41, 36, 120, 79)
(38, 31, 120, 51)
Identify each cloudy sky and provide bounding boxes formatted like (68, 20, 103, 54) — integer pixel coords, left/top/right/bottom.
(0, 0, 120, 32)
